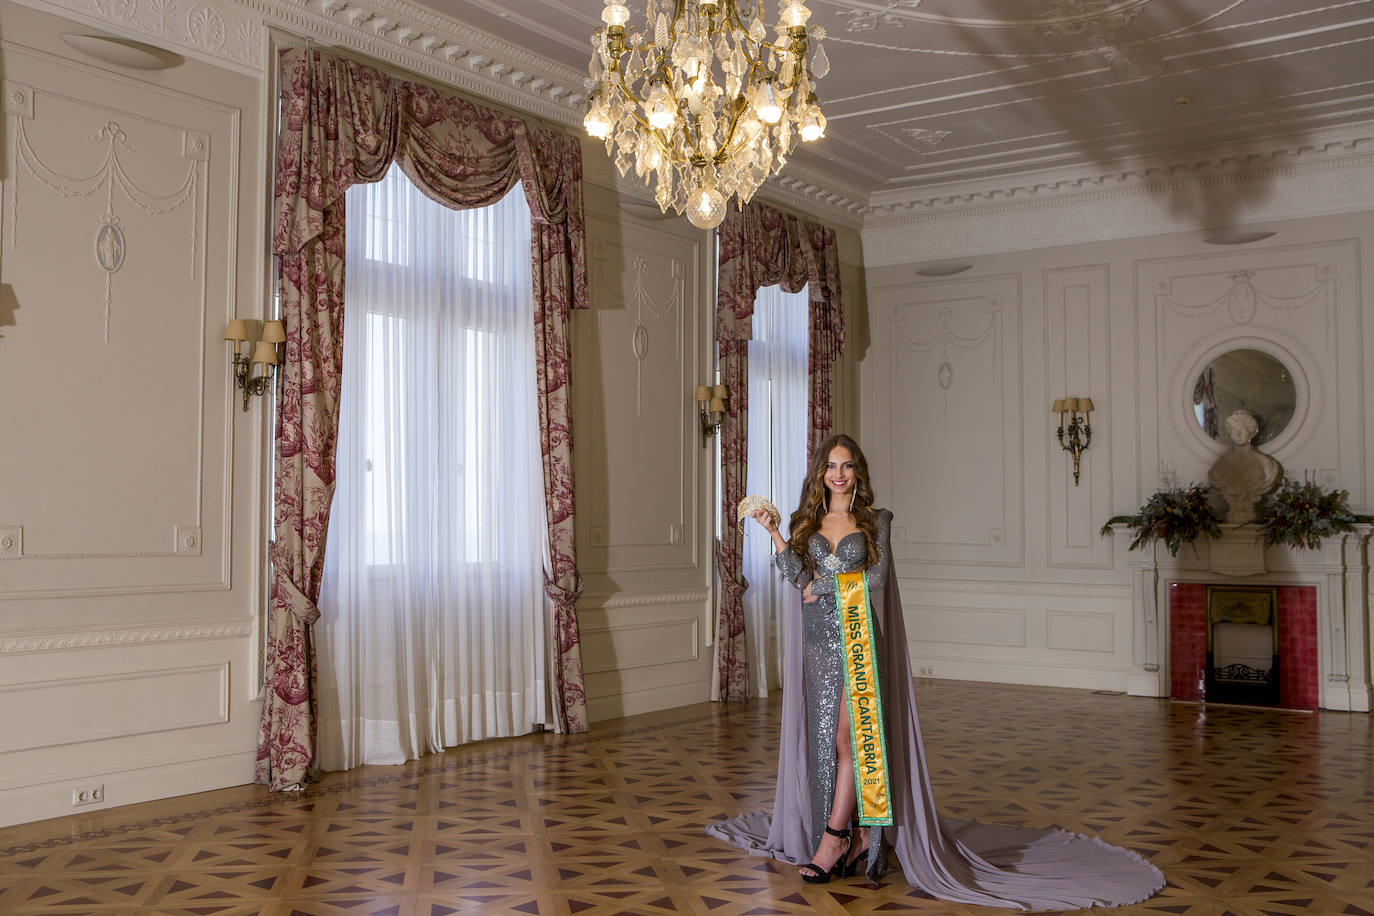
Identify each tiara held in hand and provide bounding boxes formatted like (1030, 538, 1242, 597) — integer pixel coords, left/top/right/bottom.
(737, 495, 781, 533)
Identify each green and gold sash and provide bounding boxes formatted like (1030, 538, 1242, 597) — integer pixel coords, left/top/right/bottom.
(835, 570, 893, 826)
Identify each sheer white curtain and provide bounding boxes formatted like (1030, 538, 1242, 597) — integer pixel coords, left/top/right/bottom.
(316, 166, 547, 770)
(742, 283, 809, 696)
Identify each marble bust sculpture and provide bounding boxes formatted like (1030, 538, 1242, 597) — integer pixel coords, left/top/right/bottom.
(1207, 409, 1281, 525)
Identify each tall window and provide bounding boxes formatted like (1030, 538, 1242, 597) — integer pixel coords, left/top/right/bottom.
(316, 165, 547, 769)
(743, 284, 809, 695)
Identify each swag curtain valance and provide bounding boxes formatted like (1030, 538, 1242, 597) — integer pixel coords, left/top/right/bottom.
(714, 200, 845, 702)
(258, 46, 589, 791)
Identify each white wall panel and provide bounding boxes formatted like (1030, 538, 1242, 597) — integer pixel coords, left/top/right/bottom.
(1044, 265, 1113, 568)
(575, 208, 702, 580)
(0, 30, 240, 600)
(867, 273, 1023, 567)
(912, 605, 1027, 648)
(0, 663, 229, 753)
(1045, 611, 1115, 654)
(0, 0, 263, 827)
(1136, 241, 1362, 500)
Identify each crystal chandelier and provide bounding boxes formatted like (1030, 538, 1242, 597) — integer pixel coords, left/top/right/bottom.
(584, 0, 829, 229)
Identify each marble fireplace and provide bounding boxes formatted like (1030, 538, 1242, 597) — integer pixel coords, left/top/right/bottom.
(1117, 526, 1372, 712)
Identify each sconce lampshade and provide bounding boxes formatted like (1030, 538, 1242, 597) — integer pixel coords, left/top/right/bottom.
(695, 386, 710, 403)
(224, 319, 249, 355)
(251, 340, 279, 366)
(710, 384, 727, 399)
(261, 320, 286, 344)
(1062, 397, 1081, 412)
(1051, 398, 1066, 414)
(1078, 397, 1095, 413)
(708, 396, 726, 414)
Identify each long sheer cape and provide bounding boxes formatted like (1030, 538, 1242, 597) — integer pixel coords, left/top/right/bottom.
(707, 569, 1165, 911)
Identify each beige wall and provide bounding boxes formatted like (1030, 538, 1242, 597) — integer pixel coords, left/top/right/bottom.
(862, 203, 1374, 708)
(0, 0, 269, 826)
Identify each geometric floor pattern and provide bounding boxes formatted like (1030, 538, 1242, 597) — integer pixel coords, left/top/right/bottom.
(1, 680, 1372, 915)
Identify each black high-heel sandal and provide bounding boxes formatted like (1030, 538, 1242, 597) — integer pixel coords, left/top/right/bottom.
(800, 825, 851, 884)
(842, 822, 869, 878)
(842, 847, 869, 878)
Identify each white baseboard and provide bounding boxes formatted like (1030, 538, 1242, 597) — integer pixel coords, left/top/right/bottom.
(585, 679, 711, 723)
(0, 743, 257, 830)
(912, 657, 1130, 694)
(1127, 672, 1166, 698)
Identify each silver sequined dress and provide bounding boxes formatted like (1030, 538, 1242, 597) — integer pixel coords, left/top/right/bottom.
(773, 509, 891, 870)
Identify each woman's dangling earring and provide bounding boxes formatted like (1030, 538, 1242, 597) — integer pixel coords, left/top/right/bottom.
(849, 488, 857, 512)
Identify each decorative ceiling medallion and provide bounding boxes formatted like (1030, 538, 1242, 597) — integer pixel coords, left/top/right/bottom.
(904, 127, 951, 148)
(840, 0, 923, 33)
(1098, 44, 1166, 77)
(829, 0, 1147, 30)
(1035, 0, 1144, 36)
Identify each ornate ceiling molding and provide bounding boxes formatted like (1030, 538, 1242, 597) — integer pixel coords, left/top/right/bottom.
(14, 0, 590, 123)
(862, 122, 1374, 265)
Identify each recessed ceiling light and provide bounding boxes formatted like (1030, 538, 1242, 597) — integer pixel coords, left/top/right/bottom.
(1202, 229, 1275, 245)
(915, 262, 973, 277)
(61, 33, 181, 70)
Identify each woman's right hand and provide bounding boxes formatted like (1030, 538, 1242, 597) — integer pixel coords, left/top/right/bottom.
(749, 507, 779, 533)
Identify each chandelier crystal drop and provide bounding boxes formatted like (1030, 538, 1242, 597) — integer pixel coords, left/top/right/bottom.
(585, 0, 828, 229)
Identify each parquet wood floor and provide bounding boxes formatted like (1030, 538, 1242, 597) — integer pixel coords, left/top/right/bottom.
(2, 680, 1371, 915)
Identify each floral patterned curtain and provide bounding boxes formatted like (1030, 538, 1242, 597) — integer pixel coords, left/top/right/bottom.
(713, 201, 844, 702)
(259, 47, 589, 790)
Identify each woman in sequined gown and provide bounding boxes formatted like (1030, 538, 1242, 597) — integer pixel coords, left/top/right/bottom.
(708, 434, 1165, 910)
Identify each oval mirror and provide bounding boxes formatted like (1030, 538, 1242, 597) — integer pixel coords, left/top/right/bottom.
(1192, 348, 1296, 446)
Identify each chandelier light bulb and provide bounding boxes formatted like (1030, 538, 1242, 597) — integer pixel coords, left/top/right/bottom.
(756, 78, 782, 124)
(601, 0, 631, 28)
(584, 99, 611, 139)
(686, 185, 727, 229)
(648, 83, 675, 130)
(800, 95, 826, 141)
(780, 1, 811, 29)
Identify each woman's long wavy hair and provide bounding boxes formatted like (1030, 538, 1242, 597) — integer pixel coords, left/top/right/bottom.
(786, 433, 879, 574)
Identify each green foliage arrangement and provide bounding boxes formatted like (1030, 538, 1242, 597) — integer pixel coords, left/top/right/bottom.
(1255, 479, 1359, 549)
(1101, 477, 1223, 556)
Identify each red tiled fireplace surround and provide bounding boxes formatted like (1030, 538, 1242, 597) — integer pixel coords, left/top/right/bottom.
(1169, 583, 1319, 708)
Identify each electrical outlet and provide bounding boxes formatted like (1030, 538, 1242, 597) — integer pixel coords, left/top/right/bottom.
(71, 784, 104, 807)
(918, 665, 936, 677)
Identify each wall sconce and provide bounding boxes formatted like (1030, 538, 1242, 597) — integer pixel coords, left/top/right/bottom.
(1052, 396, 1094, 486)
(695, 384, 728, 448)
(224, 318, 285, 412)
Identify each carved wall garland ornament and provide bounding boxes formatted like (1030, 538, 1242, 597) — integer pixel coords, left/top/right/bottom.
(1160, 267, 1328, 327)
(0, 526, 22, 560)
(5, 100, 203, 343)
(620, 255, 683, 415)
(892, 302, 1000, 437)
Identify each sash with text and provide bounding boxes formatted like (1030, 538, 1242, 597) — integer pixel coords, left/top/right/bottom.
(835, 570, 893, 826)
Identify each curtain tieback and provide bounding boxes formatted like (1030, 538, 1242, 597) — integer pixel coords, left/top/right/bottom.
(269, 542, 322, 625)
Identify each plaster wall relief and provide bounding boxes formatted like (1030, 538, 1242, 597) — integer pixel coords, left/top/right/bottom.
(571, 196, 714, 722)
(575, 211, 701, 582)
(0, 30, 240, 602)
(867, 274, 1023, 567)
(1044, 265, 1113, 569)
(1136, 241, 1362, 495)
